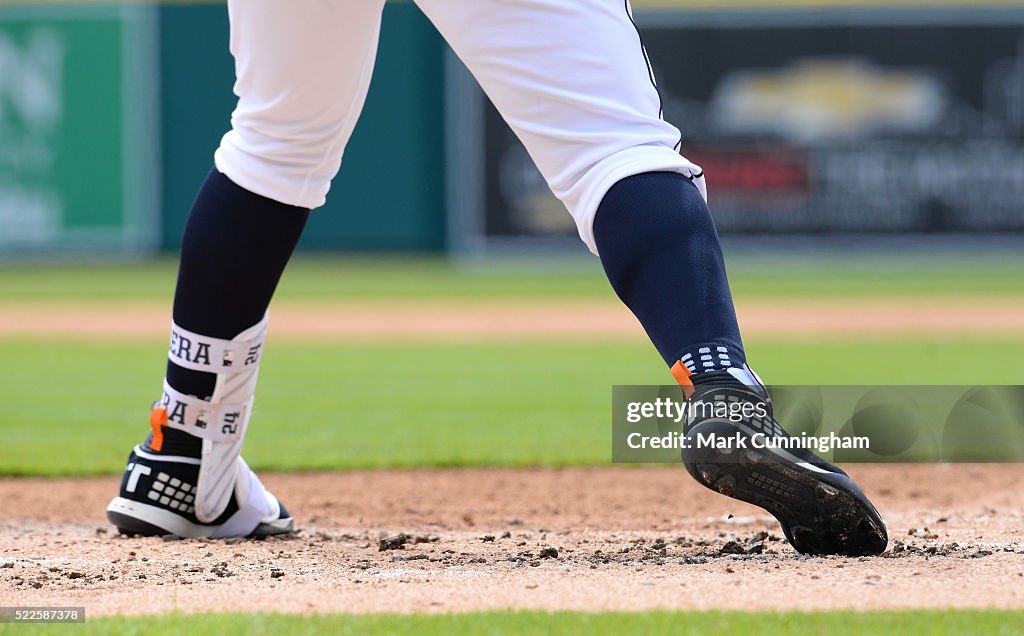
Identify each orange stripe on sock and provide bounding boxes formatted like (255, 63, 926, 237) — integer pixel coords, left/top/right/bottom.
(149, 406, 168, 452)
(671, 360, 695, 398)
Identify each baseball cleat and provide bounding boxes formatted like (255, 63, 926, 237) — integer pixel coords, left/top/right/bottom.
(680, 368, 887, 556)
(106, 445, 294, 539)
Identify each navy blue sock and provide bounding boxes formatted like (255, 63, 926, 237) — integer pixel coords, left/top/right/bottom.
(593, 171, 744, 379)
(153, 168, 309, 455)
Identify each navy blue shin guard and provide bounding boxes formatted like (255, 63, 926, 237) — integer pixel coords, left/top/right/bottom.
(593, 171, 744, 376)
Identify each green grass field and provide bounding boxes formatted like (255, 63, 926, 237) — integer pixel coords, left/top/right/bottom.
(2, 254, 1024, 302)
(2, 338, 1023, 476)
(4, 609, 1024, 635)
(1, 257, 1022, 476)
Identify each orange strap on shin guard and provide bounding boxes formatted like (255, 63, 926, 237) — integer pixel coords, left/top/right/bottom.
(670, 360, 695, 398)
(149, 405, 168, 452)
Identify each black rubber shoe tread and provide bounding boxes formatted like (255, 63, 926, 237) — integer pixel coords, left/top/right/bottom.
(683, 419, 888, 556)
(108, 508, 294, 539)
(108, 511, 170, 538)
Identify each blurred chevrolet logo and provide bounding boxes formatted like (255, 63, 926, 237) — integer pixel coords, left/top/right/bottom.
(709, 58, 946, 142)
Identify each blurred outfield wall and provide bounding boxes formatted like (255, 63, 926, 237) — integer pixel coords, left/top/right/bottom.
(0, 4, 158, 257)
(160, 1, 447, 252)
(0, 0, 1022, 259)
(461, 0, 1024, 253)
(0, 0, 447, 257)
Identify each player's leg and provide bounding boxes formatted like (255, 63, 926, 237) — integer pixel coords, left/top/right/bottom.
(418, 0, 886, 554)
(415, 0, 723, 361)
(106, 0, 386, 538)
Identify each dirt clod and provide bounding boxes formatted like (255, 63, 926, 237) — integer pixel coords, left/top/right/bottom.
(378, 534, 409, 551)
(718, 541, 746, 555)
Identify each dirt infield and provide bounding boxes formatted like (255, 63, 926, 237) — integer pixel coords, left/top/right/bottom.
(2, 465, 1023, 615)
(1, 296, 1023, 341)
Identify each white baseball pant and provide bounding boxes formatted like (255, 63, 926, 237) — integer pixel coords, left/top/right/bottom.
(213, 0, 703, 255)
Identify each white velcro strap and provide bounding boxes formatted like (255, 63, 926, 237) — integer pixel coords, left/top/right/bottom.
(168, 316, 267, 374)
(159, 380, 250, 442)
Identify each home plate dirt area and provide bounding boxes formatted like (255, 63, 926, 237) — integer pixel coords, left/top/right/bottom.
(2, 465, 1023, 615)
